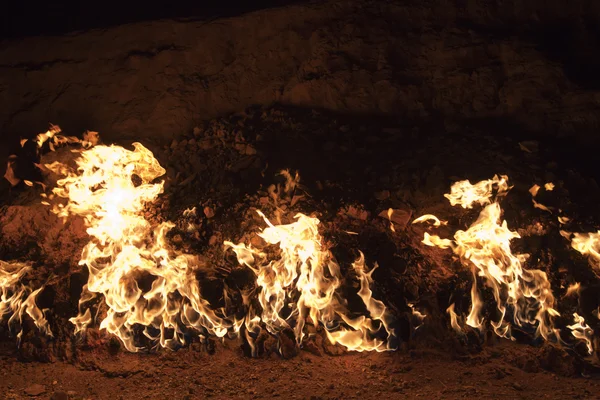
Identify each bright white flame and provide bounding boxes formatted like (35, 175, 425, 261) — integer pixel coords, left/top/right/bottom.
(0, 261, 52, 344)
(46, 143, 228, 351)
(225, 211, 396, 353)
(443, 174, 509, 209)
(567, 313, 594, 355)
(446, 303, 464, 334)
(570, 231, 600, 275)
(418, 176, 561, 342)
(412, 214, 447, 227)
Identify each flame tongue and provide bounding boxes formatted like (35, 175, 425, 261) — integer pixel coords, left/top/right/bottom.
(0, 261, 52, 342)
(419, 176, 560, 342)
(47, 143, 228, 351)
(225, 211, 396, 353)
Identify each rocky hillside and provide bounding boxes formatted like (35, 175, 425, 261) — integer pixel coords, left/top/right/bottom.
(0, 0, 599, 147)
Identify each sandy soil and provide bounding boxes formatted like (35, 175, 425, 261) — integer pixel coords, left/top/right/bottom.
(1, 341, 599, 400)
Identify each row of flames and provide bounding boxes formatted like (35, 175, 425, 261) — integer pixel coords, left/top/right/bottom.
(1, 130, 599, 358)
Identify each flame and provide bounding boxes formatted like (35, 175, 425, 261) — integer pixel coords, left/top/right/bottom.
(563, 282, 581, 298)
(46, 143, 228, 351)
(183, 207, 197, 217)
(446, 303, 463, 334)
(529, 183, 553, 212)
(387, 208, 396, 232)
(567, 313, 594, 355)
(529, 184, 541, 197)
(225, 211, 396, 352)
(408, 303, 427, 331)
(412, 214, 447, 227)
(558, 216, 570, 225)
(570, 231, 600, 274)
(418, 176, 560, 341)
(0, 261, 52, 343)
(532, 199, 552, 213)
(443, 174, 509, 209)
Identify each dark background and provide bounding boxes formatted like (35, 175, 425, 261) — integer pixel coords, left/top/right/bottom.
(1, 1, 306, 39)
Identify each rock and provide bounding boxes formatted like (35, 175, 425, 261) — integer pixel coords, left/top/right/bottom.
(378, 207, 412, 230)
(512, 382, 524, 391)
(303, 340, 322, 356)
(203, 206, 215, 219)
(24, 384, 46, 396)
(342, 205, 368, 221)
(374, 190, 390, 200)
(51, 391, 69, 400)
(198, 139, 214, 150)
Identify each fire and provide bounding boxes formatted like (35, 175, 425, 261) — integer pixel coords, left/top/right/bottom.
(225, 211, 396, 353)
(46, 143, 228, 351)
(417, 176, 561, 341)
(570, 231, 600, 274)
(443, 174, 509, 209)
(0, 261, 52, 343)
(567, 313, 594, 355)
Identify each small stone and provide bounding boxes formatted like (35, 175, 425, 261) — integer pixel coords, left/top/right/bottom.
(512, 382, 524, 391)
(51, 391, 69, 400)
(374, 190, 390, 200)
(378, 207, 412, 230)
(343, 206, 368, 221)
(199, 139, 213, 150)
(24, 384, 46, 396)
(170, 139, 179, 149)
(209, 235, 218, 246)
(303, 340, 322, 356)
(203, 206, 215, 219)
(193, 127, 203, 137)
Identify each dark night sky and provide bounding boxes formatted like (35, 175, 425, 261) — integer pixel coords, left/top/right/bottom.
(1, 1, 306, 39)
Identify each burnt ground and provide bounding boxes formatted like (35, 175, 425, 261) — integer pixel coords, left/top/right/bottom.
(1, 105, 600, 399)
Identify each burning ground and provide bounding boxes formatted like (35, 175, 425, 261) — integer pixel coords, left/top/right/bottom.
(1, 105, 600, 399)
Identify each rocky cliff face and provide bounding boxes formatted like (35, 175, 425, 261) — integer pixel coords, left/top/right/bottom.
(1, 0, 599, 147)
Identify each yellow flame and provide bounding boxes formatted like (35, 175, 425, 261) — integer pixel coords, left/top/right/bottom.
(567, 313, 594, 355)
(443, 174, 509, 209)
(446, 303, 464, 334)
(46, 143, 228, 351)
(564, 283, 581, 298)
(418, 176, 560, 342)
(408, 303, 426, 331)
(387, 208, 396, 232)
(529, 184, 541, 197)
(0, 261, 52, 344)
(412, 214, 448, 227)
(225, 211, 396, 352)
(570, 231, 600, 274)
(183, 207, 197, 217)
(544, 183, 555, 191)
